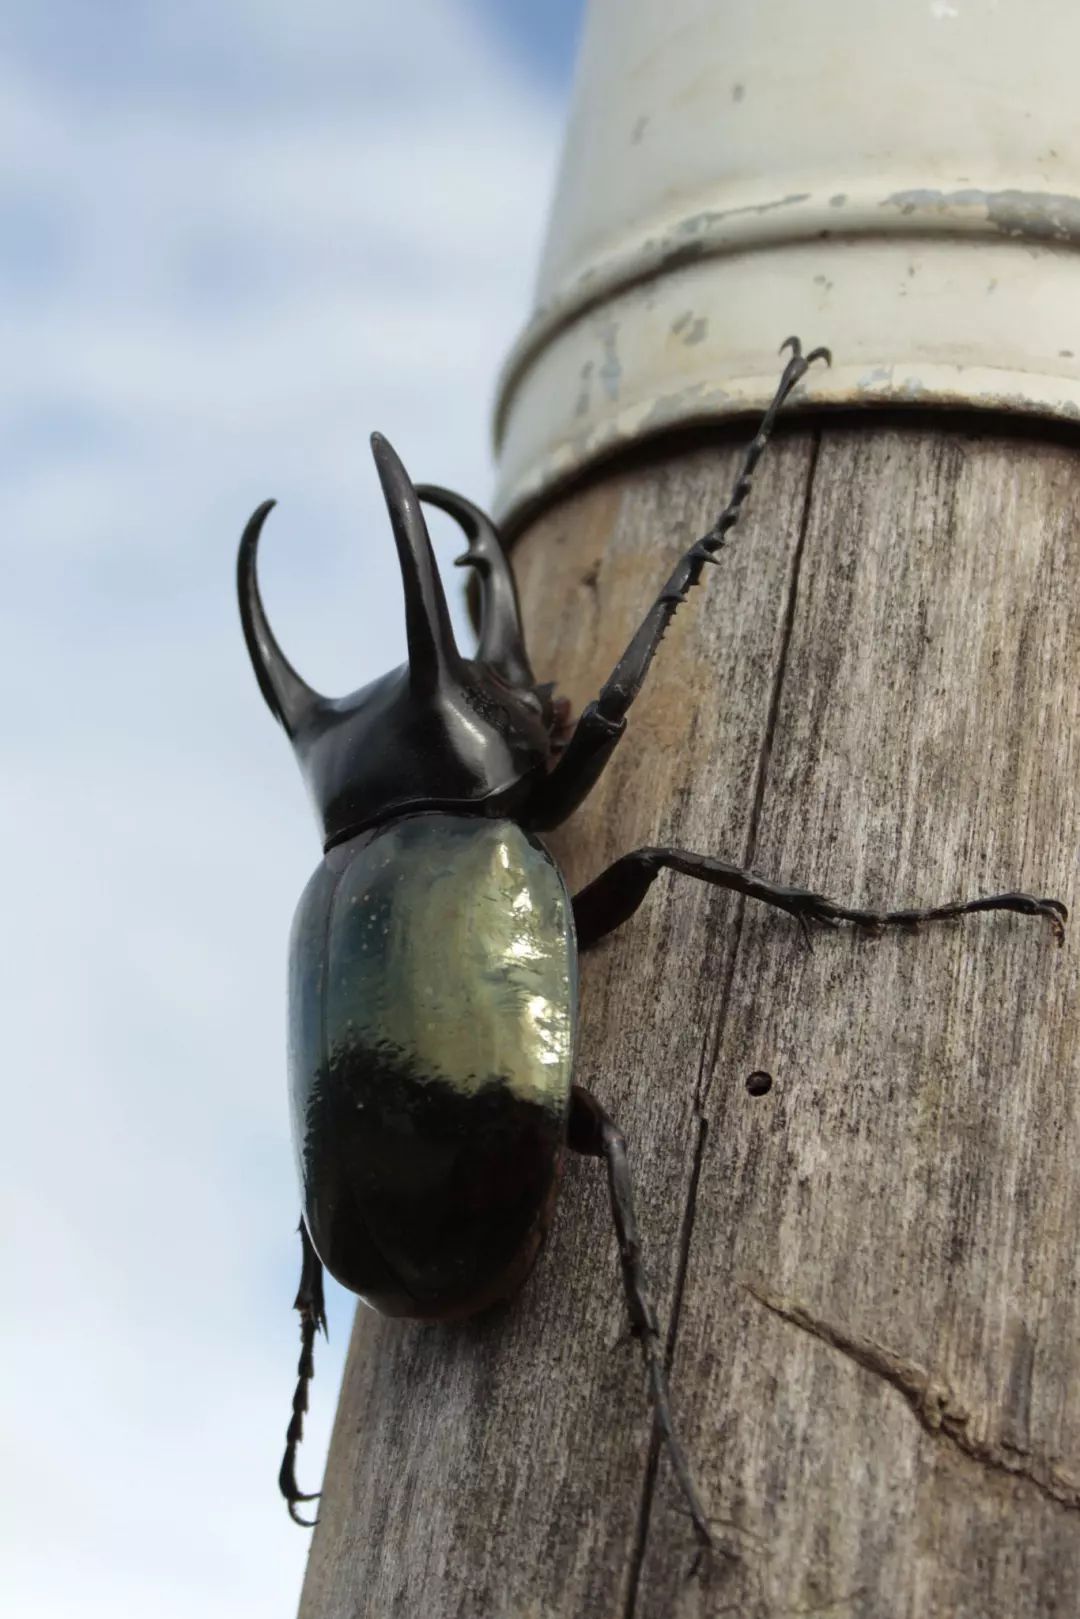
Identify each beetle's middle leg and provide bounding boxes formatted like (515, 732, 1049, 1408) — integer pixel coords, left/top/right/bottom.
(572, 846, 1067, 950)
(279, 1218, 327, 1527)
(526, 338, 830, 832)
(567, 1083, 714, 1551)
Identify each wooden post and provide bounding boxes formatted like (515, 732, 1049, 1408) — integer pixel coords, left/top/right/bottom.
(299, 416, 1080, 1617)
(300, 1, 1080, 1609)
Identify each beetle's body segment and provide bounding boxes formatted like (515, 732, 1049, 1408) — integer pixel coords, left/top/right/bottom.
(239, 341, 1064, 1542)
(288, 812, 576, 1319)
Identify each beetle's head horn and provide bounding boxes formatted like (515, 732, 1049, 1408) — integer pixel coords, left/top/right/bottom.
(237, 443, 552, 850)
(237, 500, 326, 738)
(370, 432, 467, 697)
(414, 482, 535, 691)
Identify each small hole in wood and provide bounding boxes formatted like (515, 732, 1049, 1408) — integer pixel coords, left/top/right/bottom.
(746, 1070, 773, 1097)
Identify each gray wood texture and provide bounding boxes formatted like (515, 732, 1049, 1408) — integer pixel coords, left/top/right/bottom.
(298, 423, 1079, 1619)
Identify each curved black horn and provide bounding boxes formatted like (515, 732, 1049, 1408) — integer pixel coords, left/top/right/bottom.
(237, 501, 325, 737)
(416, 484, 534, 690)
(371, 434, 465, 697)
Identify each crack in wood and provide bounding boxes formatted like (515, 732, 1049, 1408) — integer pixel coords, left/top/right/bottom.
(746, 1281, 1080, 1515)
(696, 430, 821, 1113)
(622, 1110, 710, 1619)
(628, 435, 823, 1613)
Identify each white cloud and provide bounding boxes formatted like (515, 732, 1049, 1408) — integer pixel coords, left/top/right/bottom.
(2, 3, 563, 1611)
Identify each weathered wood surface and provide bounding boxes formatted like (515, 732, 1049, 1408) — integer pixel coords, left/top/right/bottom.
(299, 423, 1079, 1619)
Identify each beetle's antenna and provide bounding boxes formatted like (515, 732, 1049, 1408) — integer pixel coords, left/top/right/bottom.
(371, 434, 467, 698)
(237, 502, 326, 738)
(279, 1220, 327, 1528)
(416, 483, 536, 691)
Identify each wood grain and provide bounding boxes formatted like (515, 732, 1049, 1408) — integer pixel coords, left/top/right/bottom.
(298, 423, 1079, 1619)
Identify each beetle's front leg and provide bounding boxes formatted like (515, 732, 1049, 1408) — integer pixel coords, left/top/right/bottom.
(525, 338, 829, 831)
(279, 1218, 327, 1527)
(572, 845, 1067, 951)
(567, 1084, 714, 1553)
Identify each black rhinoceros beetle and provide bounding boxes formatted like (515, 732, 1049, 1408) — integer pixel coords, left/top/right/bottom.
(237, 339, 1065, 1545)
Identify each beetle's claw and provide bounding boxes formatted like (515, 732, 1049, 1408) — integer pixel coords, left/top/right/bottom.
(287, 1493, 320, 1529)
(779, 336, 831, 371)
(1041, 897, 1068, 945)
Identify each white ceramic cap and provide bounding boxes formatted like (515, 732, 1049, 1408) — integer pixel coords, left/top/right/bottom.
(493, 0, 1080, 525)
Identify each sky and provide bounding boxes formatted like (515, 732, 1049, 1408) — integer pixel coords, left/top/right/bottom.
(1, 3, 582, 1613)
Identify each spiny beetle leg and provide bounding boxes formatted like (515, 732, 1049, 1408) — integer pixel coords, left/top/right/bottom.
(572, 845, 1067, 951)
(279, 1218, 328, 1527)
(567, 1084, 714, 1553)
(526, 338, 830, 832)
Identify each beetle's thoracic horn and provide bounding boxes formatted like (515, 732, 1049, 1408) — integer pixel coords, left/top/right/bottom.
(416, 484, 535, 691)
(370, 433, 466, 696)
(237, 501, 325, 737)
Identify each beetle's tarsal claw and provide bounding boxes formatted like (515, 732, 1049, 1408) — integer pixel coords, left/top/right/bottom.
(669, 1502, 733, 1562)
(779, 334, 802, 358)
(1042, 897, 1068, 944)
(807, 344, 833, 368)
(280, 1220, 326, 1527)
(287, 1494, 320, 1529)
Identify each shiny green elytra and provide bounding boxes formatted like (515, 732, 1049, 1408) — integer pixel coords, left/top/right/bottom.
(288, 813, 577, 1319)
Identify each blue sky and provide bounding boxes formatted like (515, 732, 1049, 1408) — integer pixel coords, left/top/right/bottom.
(2, 3, 582, 1612)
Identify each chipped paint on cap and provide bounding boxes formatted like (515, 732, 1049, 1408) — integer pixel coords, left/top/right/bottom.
(493, 0, 1080, 527)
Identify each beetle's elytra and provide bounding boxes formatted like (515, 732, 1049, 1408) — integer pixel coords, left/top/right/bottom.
(289, 813, 575, 1319)
(238, 339, 1066, 1546)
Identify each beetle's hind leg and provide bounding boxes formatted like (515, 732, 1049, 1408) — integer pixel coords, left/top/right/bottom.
(279, 1218, 327, 1527)
(572, 846, 1067, 950)
(568, 1084, 714, 1552)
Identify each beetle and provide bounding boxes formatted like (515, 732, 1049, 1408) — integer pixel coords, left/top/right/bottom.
(237, 338, 1066, 1546)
